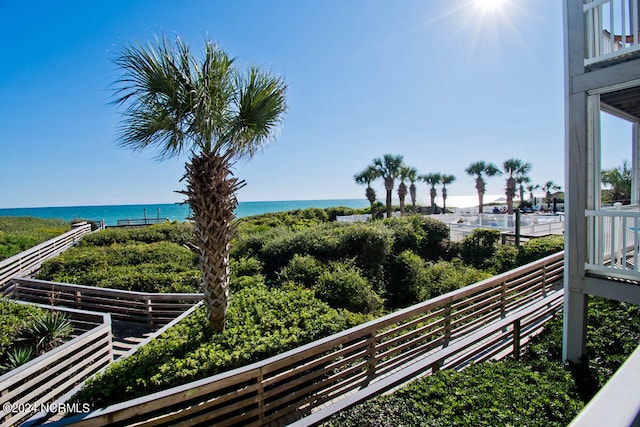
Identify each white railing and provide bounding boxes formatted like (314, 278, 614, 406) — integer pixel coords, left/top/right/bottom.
(569, 343, 640, 426)
(0, 223, 92, 287)
(448, 213, 564, 242)
(585, 204, 640, 279)
(585, 0, 640, 65)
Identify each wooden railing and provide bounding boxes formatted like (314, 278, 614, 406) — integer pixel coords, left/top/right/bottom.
(1, 278, 203, 327)
(585, 204, 640, 280)
(585, 0, 640, 65)
(36, 252, 564, 427)
(0, 303, 112, 427)
(0, 224, 92, 288)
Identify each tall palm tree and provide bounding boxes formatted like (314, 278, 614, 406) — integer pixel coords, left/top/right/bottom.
(542, 180, 562, 209)
(440, 174, 456, 213)
(526, 183, 540, 203)
(503, 159, 529, 214)
(354, 165, 379, 210)
(397, 166, 415, 216)
(420, 173, 442, 214)
(465, 161, 501, 214)
(373, 154, 404, 218)
(113, 36, 287, 332)
(406, 167, 419, 212)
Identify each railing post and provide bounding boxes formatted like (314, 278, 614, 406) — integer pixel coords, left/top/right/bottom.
(75, 290, 82, 308)
(146, 299, 153, 327)
(500, 281, 506, 319)
(365, 332, 377, 383)
(257, 368, 265, 424)
(513, 319, 521, 360)
(442, 303, 452, 348)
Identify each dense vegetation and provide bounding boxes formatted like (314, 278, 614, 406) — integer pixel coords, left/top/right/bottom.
(0, 217, 70, 260)
(58, 208, 567, 411)
(0, 299, 74, 374)
(73, 285, 368, 407)
(326, 297, 640, 427)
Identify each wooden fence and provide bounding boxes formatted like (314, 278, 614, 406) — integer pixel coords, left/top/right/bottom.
(0, 303, 112, 427)
(33, 251, 564, 427)
(0, 224, 92, 288)
(1, 278, 203, 327)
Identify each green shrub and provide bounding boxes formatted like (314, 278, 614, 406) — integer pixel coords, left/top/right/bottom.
(326, 361, 582, 427)
(387, 250, 429, 308)
(74, 286, 368, 407)
(79, 222, 195, 247)
(37, 242, 201, 293)
(519, 235, 564, 264)
(0, 299, 44, 360)
(384, 216, 450, 261)
(258, 222, 394, 282)
(0, 217, 71, 260)
(278, 254, 325, 288)
(459, 228, 501, 268)
(231, 256, 263, 277)
(485, 244, 520, 273)
(314, 261, 383, 314)
(423, 260, 491, 298)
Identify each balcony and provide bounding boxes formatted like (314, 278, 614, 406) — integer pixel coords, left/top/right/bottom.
(585, 203, 640, 281)
(585, 0, 640, 66)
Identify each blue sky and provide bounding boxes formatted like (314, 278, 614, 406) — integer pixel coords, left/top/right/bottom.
(0, 1, 632, 208)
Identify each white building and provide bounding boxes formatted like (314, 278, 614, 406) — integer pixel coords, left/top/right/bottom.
(563, 0, 640, 362)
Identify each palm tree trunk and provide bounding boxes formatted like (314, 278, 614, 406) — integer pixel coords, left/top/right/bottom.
(409, 184, 416, 210)
(430, 188, 436, 214)
(366, 186, 376, 210)
(478, 191, 484, 214)
(180, 151, 243, 332)
(385, 177, 394, 219)
(442, 187, 447, 213)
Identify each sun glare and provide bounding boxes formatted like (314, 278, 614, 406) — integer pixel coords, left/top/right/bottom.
(473, 0, 506, 11)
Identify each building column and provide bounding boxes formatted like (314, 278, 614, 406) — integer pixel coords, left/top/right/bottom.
(563, 0, 589, 363)
(633, 121, 640, 205)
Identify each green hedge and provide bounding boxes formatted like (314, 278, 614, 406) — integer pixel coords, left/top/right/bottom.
(37, 242, 200, 293)
(79, 222, 195, 247)
(74, 285, 368, 408)
(387, 251, 490, 309)
(0, 217, 71, 260)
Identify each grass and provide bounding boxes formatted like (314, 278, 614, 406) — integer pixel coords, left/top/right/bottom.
(0, 217, 70, 261)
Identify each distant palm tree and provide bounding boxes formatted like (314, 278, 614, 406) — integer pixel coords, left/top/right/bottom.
(406, 167, 419, 212)
(602, 161, 632, 204)
(440, 174, 456, 213)
(397, 166, 416, 216)
(354, 165, 379, 210)
(420, 173, 442, 214)
(373, 154, 404, 218)
(503, 159, 530, 214)
(465, 161, 501, 214)
(516, 176, 531, 206)
(526, 183, 540, 203)
(113, 36, 287, 332)
(542, 180, 562, 209)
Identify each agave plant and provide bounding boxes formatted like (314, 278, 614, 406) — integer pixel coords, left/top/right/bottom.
(17, 312, 74, 354)
(0, 347, 34, 373)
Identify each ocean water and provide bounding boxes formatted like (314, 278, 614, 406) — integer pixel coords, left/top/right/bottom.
(0, 199, 370, 226)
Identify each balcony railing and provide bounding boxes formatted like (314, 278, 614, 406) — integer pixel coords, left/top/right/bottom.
(585, 203, 640, 280)
(585, 0, 640, 65)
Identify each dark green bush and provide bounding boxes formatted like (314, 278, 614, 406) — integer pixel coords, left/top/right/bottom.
(485, 244, 520, 273)
(519, 235, 564, 264)
(423, 260, 491, 298)
(278, 254, 325, 288)
(387, 250, 429, 308)
(258, 222, 394, 282)
(314, 261, 383, 314)
(459, 228, 501, 268)
(231, 256, 263, 277)
(74, 286, 368, 407)
(0, 299, 44, 361)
